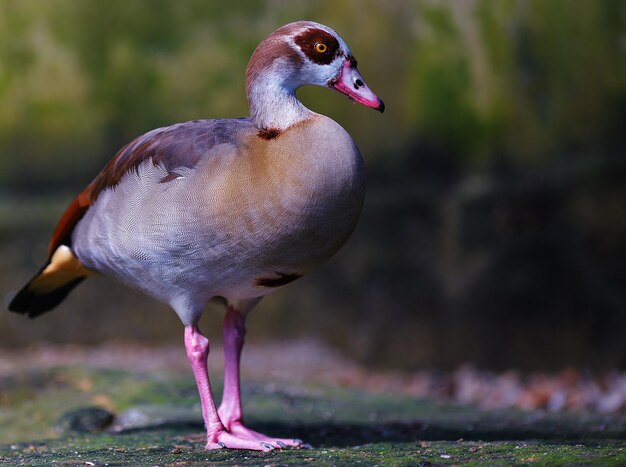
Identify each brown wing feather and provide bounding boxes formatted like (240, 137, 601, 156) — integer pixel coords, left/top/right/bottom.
(48, 192, 91, 256)
(49, 119, 250, 254)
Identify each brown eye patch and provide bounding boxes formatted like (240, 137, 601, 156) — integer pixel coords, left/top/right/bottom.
(293, 28, 339, 65)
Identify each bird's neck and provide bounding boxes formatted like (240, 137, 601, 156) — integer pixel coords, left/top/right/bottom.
(246, 69, 313, 132)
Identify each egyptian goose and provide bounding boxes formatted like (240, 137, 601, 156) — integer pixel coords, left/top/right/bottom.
(9, 21, 383, 451)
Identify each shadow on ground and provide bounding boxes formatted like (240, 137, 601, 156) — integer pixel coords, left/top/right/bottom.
(116, 417, 626, 447)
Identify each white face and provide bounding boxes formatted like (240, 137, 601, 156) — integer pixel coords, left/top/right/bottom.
(285, 22, 384, 112)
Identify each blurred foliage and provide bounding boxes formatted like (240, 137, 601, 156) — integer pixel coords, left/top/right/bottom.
(1, 0, 623, 189)
(1, 0, 625, 369)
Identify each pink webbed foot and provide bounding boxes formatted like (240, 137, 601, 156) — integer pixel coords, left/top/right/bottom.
(183, 325, 276, 452)
(217, 304, 309, 449)
(220, 418, 305, 448)
(205, 428, 276, 451)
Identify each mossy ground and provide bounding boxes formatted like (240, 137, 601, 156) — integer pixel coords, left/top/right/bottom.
(1, 365, 625, 465)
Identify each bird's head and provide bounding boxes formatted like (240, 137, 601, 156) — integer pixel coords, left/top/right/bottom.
(246, 21, 384, 118)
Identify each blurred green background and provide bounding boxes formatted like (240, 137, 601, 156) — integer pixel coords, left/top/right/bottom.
(1, 0, 625, 371)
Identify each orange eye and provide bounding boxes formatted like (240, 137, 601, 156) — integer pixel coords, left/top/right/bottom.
(315, 42, 328, 53)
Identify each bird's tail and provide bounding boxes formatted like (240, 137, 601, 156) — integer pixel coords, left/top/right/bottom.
(8, 245, 94, 318)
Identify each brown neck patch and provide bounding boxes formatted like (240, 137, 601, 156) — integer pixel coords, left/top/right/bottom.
(293, 28, 339, 65)
(257, 128, 281, 140)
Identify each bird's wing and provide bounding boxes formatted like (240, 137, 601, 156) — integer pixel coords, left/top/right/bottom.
(49, 118, 255, 256)
(10, 118, 255, 316)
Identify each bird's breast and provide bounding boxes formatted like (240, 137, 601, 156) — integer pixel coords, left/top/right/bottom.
(211, 114, 366, 276)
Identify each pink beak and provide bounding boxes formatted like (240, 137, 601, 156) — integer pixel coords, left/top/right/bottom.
(330, 59, 385, 113)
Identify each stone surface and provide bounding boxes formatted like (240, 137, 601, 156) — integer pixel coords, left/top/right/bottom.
(1, 358, 626, 465)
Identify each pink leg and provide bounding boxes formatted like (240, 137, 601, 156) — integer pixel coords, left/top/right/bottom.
(184, 325, 274, 451)
(217, 306, 303, 448)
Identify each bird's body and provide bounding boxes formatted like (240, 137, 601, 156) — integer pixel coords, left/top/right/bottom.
(9, 20, 382, 451)
(73, 115, 365, 323)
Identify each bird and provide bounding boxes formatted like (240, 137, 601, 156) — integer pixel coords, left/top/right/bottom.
(8, 20, 384, 451)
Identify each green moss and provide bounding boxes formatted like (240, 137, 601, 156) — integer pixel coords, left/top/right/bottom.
(1, 366, 625, 465)
(2, 437, 626, 466)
